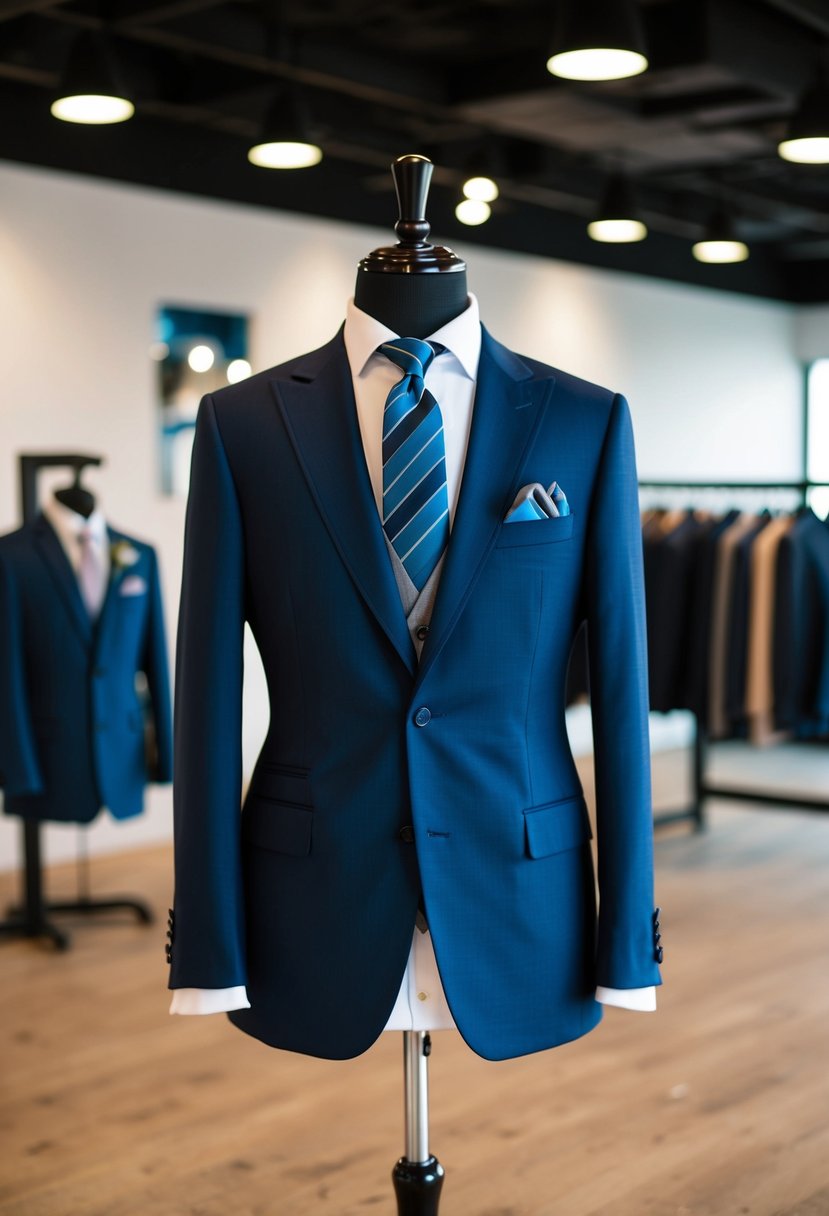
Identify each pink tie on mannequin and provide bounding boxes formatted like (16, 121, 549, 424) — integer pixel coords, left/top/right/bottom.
(77, 527, 106, 619)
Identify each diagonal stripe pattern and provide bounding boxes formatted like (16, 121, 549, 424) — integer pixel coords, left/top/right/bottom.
(379, 337, 450, 591)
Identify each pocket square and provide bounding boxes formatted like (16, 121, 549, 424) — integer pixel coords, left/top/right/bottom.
(505, 481, 570, 522)
(119, 574, 147, 596)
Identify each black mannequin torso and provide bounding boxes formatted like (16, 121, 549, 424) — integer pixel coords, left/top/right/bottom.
(353, 268, 469, 339)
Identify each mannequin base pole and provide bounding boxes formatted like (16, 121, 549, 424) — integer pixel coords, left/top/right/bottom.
(391, 1155, 445, 1216)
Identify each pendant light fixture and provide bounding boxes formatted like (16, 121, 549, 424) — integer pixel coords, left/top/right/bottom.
(248, 84, 322, 169)
(692, 210, 749, 264)
(778, 75, 829, 164)
(461, 148, 500, 204)
(455, 197, 491, 225)
(587, 172, 647, 242)
(50, 29, 134, 124)
(547, 0, 648, 82)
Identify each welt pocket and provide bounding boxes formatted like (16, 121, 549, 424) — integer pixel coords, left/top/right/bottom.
(242, 795, 313, 857)
(523, 793, 592, 858)
(250, 762, 312, 807)
(496, 513, 575, 548)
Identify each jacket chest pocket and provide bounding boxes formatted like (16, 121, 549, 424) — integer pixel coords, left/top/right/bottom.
(495, 513, 575, 549)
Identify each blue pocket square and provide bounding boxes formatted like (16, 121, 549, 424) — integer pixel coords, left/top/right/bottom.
(505, 481, 570, 523)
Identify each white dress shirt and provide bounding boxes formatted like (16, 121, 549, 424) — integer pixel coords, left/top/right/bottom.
(42, 495, 110, 612)
(171, 295, 656, 1019)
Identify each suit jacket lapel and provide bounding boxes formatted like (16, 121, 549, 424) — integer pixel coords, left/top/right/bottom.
(413, 327, 555, 691)
(270, 331, 418, 677)
(93, 527, 129, 654)
(33, 513, 92, 648)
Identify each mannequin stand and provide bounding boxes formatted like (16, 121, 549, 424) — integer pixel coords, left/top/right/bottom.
(1, 819, 154, 950)
(391, 1030, 445, 1215)
(0, 452, 155, 950)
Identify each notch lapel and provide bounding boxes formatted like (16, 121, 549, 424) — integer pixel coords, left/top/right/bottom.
(270, 334, 418, 677)
(413, 327, 555, 691)
(92, 528, 130, 655)
(33, 513, 92, 648)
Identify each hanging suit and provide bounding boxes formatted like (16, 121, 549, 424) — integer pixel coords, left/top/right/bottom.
(0, 511, 173, 822)
(168, 308, 663, 1062)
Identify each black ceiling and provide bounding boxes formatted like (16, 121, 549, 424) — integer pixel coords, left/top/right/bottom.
(2, 0, 829, 303)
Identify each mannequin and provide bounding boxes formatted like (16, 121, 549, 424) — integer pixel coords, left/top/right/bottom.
(353, 154, 468, 339)
(354, 154, 468, 1211)
(168, 153, 662, 1215)
(53, 467, 96, 519)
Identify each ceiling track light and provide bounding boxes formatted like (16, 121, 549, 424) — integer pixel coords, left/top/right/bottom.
(547, 0, 648, 82)
(587, 172, 647, 243)
(248, 84, 322, 169)
(778, 74, 829, 164)
(50, 29, 134, 125)
(692, 210, 749, 264)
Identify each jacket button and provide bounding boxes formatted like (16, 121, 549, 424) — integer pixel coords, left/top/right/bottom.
(655, 946, 664, 963)
(398, 824, 415, 842)
(414, 707, 432, 727)
(415, 624, 429, 640)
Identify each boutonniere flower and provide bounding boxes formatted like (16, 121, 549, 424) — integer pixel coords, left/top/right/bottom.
(110, 540, 140, 569)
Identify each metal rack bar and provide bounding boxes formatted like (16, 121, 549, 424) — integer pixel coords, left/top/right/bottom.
(640, 477, 829, 830)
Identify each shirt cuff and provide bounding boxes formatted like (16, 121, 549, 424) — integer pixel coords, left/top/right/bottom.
(595, 985, 657, 1012)
(169, 987, 251, 1015)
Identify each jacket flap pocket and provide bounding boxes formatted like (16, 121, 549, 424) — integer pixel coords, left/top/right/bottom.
(524, 794, 592, 858)
(249, 764, 312, 807)
(496, 513, 575, 548)
(242, 796, 312, 856)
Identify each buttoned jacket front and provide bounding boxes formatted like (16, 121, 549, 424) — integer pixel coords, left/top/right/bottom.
(169, 323, 662, 1061)
(0, 515, 173, 823)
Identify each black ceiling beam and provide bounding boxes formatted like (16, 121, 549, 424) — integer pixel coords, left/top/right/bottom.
(758, 0, 829, 38)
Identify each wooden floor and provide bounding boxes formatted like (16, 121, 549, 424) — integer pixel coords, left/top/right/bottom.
(2, 749, 828, 1216)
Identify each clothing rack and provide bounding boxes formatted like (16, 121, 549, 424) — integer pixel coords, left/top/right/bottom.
(638, 477, 829, 831)
(0, 453, 153, 950)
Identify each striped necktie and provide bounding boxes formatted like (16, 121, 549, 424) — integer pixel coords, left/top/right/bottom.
(379, 337, 450, 592)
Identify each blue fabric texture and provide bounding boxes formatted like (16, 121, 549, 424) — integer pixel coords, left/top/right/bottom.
(169, 325, 661, 1061)
(0, 517, 173, 822)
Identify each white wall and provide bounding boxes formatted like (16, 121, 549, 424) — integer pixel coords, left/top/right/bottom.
(0, 158, 817, 870)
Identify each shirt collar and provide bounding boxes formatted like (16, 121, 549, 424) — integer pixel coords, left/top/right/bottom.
(344, 291, 481, 382)
(43, 495, 107, 549)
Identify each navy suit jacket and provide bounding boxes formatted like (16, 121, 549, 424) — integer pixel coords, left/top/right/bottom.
(169, 326, 662, 1061)
(0, 515, 173, 822)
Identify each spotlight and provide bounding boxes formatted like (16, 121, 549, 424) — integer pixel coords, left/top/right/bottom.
(248, 86, 322, 169)
(587, 173, 647, 243)
(778, 79, 829, 164)
(692, 211, 749, 263)
(547, 0, 648, 82)
(51, 30, 134, 124)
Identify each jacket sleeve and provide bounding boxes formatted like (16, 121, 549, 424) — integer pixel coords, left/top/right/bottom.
(169, 393, 247, 990)
(0, 549, 44, 797)
(141, 546, 173, 783)
(584, 393, 662, 991)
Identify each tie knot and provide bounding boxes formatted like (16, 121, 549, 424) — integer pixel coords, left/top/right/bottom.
(378, 337, 440, 379)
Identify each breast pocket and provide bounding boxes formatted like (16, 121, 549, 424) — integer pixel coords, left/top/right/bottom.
(495, 513, 575, 549)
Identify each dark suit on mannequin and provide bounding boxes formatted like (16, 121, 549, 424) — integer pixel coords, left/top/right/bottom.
(0, 503, 173, 823)
(167, 199, 663, 1060)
